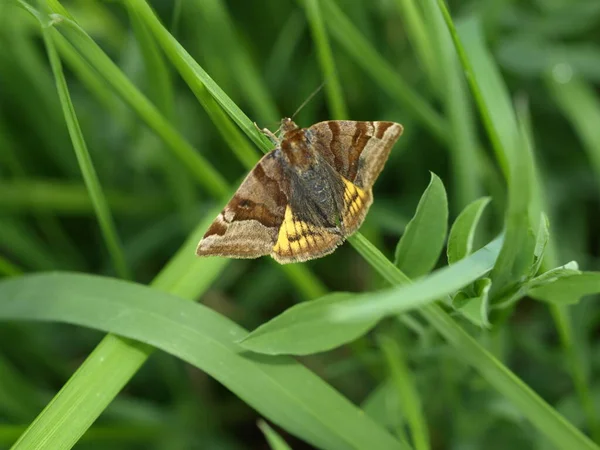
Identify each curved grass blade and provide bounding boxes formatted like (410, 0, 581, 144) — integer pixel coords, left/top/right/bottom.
(0, 273, 405, 450)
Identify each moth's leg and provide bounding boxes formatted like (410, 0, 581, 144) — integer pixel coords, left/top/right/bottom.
(254, 122, 280, 145)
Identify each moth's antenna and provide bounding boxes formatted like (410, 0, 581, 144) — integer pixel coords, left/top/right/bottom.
(291, 81, 326, 119)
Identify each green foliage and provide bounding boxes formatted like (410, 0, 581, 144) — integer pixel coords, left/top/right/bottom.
(1, 0, 600, 449)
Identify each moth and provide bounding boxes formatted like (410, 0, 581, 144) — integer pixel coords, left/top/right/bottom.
(196, 119, 403, 263)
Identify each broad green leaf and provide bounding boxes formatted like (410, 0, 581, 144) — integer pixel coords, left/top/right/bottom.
(529, 273, 600, 305)
(447, 197, 491, 264)
(240, 293, 378, 356)
(452, 278, 491, 328)
(258, 420, 293, 450)
(394, 173, 448, 278)
(0, 273, 404, 450)
(379, 335, 430, 450)
(243, 237, 501, 355)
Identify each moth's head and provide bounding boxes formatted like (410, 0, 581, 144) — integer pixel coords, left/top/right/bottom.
(280, 117, 299, 136)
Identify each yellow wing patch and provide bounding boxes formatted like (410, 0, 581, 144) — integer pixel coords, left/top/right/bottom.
(272, 206, 341, 263)
(341, 177, 372, 234)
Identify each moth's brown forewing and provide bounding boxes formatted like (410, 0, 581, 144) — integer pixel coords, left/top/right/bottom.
(196, 119, 403, 264)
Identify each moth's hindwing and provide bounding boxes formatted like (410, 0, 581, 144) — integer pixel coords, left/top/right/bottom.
(341, 177, 373, 235)
(271, 205, 342, 263)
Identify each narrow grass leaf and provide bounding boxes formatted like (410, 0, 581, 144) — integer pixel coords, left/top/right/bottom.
(44, 10, 230, 197)
(447, 197, 491, 264)
(0, 273, 405, 450)
(436, 4, 513, 178)
(321, 0, 448, 142)
(394, 173, 448, 278)
(379, 335, 430, 450)
(547, 74, 600, 182)
(303, 0, 348, 119)
(193, 0, 280, 124)
(41, 23, 131, 280)
(258, 420, 293, 450)
(126, 0, 273, 155)
(393, 0, 440, 91)
(265, 11, 306, 89)
(240, 293, 378, 355)
(529, 273, 600, 305)
(422, 0, 481, 210)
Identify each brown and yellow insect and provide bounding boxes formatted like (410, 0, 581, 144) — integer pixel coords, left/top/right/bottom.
(196, 118, 403, 263)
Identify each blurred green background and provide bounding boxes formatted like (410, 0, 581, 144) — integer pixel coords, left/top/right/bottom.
(1, 0, 599, 448)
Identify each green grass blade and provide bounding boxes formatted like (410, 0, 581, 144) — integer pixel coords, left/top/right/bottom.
(44, 11, 230, 197)
(379, 335, 430, 450)
(436, 3, 513, 179)
(193, 0, 280, 125)
(303, 0, 348, 119)
(41, 22, 131, 279)
(547, 74, 600, 184)
(126, 0, 273, 156)
(258, 420, 293, 450)
(422, 0, 481, 211)
(265, 11, 306, 90)
(392, 0, 440, 92)
(0, 273, 405, 450)
(321, 1, 448, 142)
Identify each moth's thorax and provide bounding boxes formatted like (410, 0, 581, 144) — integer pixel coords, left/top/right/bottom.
(280, 128, 316, 170)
